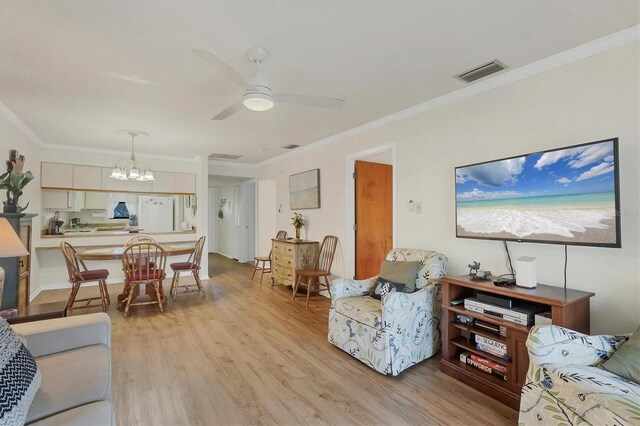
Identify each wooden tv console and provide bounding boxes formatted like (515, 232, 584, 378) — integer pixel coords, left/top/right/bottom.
(440, 275, 594, 410)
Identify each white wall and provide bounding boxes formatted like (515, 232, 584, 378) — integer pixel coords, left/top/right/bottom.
(255, 44, 639, 334)
(257, 179, 277, 255)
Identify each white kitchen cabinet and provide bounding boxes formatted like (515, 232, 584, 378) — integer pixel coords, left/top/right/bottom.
(174, 173, 196, 194)
(85, 191, 107, 210)
(43, 191, 70, 210)
(72, 165, 102, 190)
(41, 163, 73, 189)
(151, 171, 175, 193)
(43, 191, 86, 211)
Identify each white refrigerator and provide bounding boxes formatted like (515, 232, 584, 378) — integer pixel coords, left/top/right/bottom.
(137, 196, 174, 233)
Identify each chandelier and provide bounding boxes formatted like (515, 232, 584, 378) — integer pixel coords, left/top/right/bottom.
(109, 131, 155, 181)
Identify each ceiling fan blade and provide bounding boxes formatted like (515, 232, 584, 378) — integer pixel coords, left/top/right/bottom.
(212, 102, 244, 120)
(192, 48, 246, 88)
(273, 93, 345, 109)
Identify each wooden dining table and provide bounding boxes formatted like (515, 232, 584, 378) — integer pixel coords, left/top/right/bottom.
(76, 244, 196, 310)
(76, 244, 196, 261)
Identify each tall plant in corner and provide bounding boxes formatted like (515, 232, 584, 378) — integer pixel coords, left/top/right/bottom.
(0, 150, 34, 213)
(291, 212, 305, 239)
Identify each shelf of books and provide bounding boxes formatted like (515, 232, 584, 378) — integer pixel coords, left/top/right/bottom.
(439, 275, 594, 410)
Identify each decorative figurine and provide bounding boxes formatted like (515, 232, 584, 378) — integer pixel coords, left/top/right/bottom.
(0, 149, 34, 213)
(468, 261, 491, 280)
(468, 261, 481, 277)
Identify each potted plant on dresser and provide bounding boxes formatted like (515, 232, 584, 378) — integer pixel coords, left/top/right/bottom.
(291, 212, 304, 239)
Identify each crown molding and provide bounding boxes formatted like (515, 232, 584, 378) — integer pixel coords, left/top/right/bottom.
(0, 100, 49, 146)
(255, 25, 639, 167)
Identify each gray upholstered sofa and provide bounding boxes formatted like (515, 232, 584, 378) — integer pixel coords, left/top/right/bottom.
(11, 313, 115, 425)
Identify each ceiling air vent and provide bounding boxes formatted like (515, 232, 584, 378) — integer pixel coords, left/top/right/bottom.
(208, 153, 243, 160)
(282, 144, 300, 150)
(456, 59, 506, 83)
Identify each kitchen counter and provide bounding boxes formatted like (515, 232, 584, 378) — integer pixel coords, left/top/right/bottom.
(36, 229, 198, 249)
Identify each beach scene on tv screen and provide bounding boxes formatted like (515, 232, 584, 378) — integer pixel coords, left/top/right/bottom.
(456, 140, 618, 245)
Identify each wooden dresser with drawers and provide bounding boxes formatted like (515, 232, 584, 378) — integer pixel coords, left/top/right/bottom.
(271, 238, 319, 288)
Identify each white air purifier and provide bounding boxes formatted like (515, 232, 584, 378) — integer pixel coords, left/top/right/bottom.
(516, 256, 537, 288)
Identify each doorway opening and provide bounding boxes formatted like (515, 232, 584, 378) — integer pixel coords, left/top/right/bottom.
(345, 144, 397, 279)
(207, 175, 257, 263)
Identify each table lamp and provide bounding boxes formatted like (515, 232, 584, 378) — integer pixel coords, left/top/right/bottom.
(0, 217, 29, 310)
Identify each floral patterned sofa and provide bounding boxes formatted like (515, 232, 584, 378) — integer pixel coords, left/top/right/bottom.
(519, 325, 639, 426)
(328, 248, 447, 376)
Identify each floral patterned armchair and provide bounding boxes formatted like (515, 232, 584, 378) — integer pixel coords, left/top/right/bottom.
(519, 325, 638, 426)
(328, 248, 447, 376)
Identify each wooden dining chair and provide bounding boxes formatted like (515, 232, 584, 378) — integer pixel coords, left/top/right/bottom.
(125, 234, 157, 246)
(60, 242, 110, 312)
(169, 236, 206, 299)
(122, 234, 158, 287)
(293, 235, 338, 308)
(252, 230, 287, 285)
(121, 242, 167, 317)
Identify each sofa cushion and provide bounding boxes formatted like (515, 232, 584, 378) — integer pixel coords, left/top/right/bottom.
(28, 401, 115, 426)
(26, 344, 110, 424)
(603, 326, 640, 384)
(379, 260, 419, 292)
(385, 249, 448, 290)
(370, 277, 406, 300)
(539, 363, 640, 425)
(0, 318, 42, 426)
(333, 296, 383, 330)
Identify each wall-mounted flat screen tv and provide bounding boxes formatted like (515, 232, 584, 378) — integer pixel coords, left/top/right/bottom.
(455, 138, 621, 247)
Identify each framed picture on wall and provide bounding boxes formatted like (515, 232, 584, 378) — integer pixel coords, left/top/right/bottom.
(289, 168, 320, 209)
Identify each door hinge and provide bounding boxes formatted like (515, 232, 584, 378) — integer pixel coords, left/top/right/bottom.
(353, 172, 356, 180)
(353, 224, 357, 232)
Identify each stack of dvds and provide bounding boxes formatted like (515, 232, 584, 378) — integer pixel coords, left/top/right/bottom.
(475, 335, 510, 361)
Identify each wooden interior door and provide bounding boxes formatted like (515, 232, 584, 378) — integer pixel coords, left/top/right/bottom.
(354, 160, 393, 279)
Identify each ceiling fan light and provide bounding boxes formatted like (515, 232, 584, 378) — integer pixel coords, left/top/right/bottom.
(242, 92, 274, 112)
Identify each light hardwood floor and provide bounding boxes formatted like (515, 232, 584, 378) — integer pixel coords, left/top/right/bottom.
(33, 254, 517, 425)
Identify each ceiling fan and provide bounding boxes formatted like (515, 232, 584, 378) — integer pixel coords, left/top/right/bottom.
(192, 47, 346, 120)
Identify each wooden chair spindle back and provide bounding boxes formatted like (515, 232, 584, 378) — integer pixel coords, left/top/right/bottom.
(124, 234, 157, 247)
(315, 235, 338, 273)
(192, 236, 206, 268)
(122, 243, 167, 284)
(60, 242, 88, 281)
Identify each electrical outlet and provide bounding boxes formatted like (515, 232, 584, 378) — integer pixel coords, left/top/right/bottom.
(416, 201, 423, 214)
